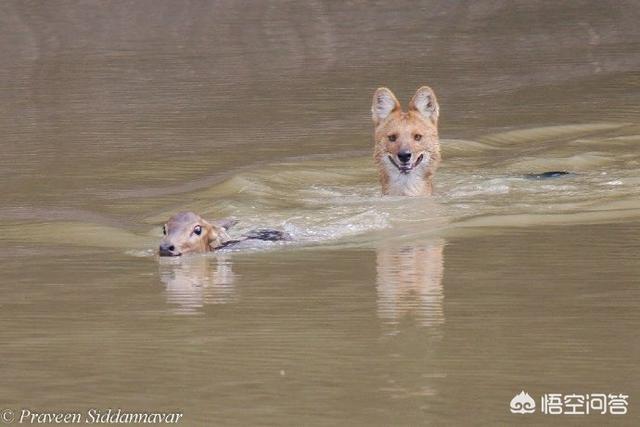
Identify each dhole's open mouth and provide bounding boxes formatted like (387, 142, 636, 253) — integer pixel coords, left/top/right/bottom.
(388, 153, 425, 174)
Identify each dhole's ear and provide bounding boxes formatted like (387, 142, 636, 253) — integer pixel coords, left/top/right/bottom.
(371, 87, 400, 125)
(409, 86, 439, 124)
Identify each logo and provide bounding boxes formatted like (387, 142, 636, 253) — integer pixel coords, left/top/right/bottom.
(510, 391, 536, 414)
(509, 391, 629, 415)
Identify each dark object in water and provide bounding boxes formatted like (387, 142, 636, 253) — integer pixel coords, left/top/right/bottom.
(217, 229, 291, 250)
(242, 229, 291, 241)
(525, 171, 573, 180)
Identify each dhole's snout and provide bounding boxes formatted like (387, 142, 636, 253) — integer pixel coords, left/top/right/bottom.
(389, 150, 425, 175)
(397, 150, 412, 164)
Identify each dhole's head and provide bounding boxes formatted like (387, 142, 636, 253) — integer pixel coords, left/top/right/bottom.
(371, 86, 441, 196)
(159, 212, 233, 257)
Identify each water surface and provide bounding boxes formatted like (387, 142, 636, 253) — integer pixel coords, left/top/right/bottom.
(1, 1, 639, 425)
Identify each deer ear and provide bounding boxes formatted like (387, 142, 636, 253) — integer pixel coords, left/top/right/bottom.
(409, 86, 439, 124)
(371, 87, 400, 125)
(198, 218, 220, 251)
(213, 218, 238, 231)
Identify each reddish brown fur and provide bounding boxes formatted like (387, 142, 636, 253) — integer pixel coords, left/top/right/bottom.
(159, 211, 230, 256)
(372, 86, 441, 196)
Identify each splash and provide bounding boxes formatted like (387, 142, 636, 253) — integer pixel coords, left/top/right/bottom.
(3, 123, 639, 252)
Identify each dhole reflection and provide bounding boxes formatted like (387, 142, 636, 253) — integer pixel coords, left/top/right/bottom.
(158, 255, 236, 314)
(376, 239, 445, 327)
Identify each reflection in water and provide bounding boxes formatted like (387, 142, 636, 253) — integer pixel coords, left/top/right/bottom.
(376, 239, 445, 329)
(158, 255, 236, 314)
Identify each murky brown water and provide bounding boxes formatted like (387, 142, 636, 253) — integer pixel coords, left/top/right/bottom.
(1, 1, 639, 425)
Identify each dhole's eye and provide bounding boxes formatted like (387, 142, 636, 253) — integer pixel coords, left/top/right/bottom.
(388, 134, 397, 142)
(414, 134, 422, 141)
(193, 225, 202, 236)
(162, 225, 167, 235)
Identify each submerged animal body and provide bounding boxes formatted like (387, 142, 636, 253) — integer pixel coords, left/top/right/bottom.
(371, 86, 441, 196)
(159, 211, 289, 257)
(525, 171, 573, 180)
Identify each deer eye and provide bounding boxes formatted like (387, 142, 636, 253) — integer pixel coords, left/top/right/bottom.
(388, 134, 397, 142)
(414, 134, 422, 141)
(193, 225, 202, 236)
(162, 225, 167, 235)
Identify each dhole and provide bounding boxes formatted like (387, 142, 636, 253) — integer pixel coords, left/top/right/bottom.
(371, 86, 441, 196)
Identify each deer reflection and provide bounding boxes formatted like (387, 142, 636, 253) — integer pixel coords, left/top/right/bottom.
(158, 255, 236, 314)
(376, 239, 445, 328)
